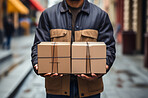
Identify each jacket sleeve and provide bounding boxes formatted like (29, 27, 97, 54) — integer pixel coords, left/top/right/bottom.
(98, 12, 116, 72)
(31, 11, 51, 74)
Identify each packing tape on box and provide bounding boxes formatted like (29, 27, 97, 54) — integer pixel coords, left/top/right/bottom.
(50, 42, 71, 73)
(51, 42, 58, 73)
(86, 42, 91, 74)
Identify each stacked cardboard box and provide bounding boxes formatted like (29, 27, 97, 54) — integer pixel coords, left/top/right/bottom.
(38, 42, 106, 74)
(72, 42, 106, 74)
(38, 42, 71, 74)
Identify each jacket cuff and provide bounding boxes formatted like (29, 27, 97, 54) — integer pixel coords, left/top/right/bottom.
(106, 57, 111, 73)
(31, 59, 38, 75)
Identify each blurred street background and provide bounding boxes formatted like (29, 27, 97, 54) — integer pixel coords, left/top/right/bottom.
(0, 0, 148, 98)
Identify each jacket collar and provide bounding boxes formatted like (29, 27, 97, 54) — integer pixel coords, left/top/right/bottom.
(60, 0, 90, 14)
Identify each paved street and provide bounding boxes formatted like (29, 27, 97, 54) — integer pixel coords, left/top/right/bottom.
(14, 42, 148, 98)
(0, 34, 34, 98)
(102, 44, 148, 98)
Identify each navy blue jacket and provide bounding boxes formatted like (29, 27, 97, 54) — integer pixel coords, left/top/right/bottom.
(31, 0, 116, 73)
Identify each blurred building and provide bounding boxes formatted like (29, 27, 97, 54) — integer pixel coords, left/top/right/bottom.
(0, 0, 4, 46)
(7, 0, 29, 29)
(95, 0, 147, 52)
(0, 1, 4, 30)
(21, 0, 46, 25)
(35, 0, 48, 24)
(93, 0, 116, 27)
(0, 0, 29, 47)
(123, 0, 147, 54)
(0, 0, 29, 33)
(93, 0, 148, 67)
(0, 0, 48, 48)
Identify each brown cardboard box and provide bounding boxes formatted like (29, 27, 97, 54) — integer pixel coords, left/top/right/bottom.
(38, 42, 71, 74)
(72, 42, 106, 74)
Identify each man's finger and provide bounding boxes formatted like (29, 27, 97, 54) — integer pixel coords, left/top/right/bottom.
(54, 73, 58, 76)
(106, 65, 109, 69)
(81, 74, 86, 77)
(91, 73, 97, 77)
(34, 65, 38, 70)
(77, 75, 81, 77)
(83, 74, 96, 81)
(60, 74, 63, 77)
(44, 73, 51, 76)
(80, 74, 87, 79)
(81, 74, 90, 79)
(50, 73, 59, 77)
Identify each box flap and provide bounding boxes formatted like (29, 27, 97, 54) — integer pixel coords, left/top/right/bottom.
(89, 42, 106, 58)
(38, 42, 70, 57)
(72, 43, 87, 58)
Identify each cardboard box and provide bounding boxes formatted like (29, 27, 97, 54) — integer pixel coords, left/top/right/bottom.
(38, 42, 71, 74)
(72, 42, 106, 74)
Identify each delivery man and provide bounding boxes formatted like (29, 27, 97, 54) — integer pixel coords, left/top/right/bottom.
(31, 0, 116, 98)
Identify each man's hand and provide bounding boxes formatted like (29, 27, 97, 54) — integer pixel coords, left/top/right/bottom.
(77, 65, 109, 81)
(34, 64, 63, 77)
